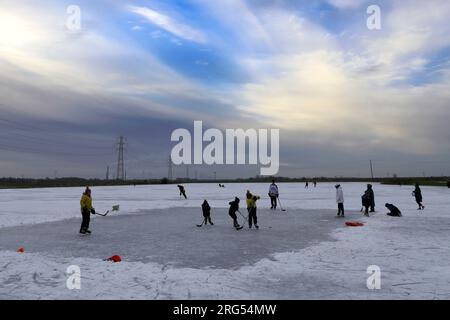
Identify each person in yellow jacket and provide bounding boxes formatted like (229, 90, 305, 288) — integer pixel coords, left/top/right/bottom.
(246, 191, 260, 229)
(80, 187, 96, 234)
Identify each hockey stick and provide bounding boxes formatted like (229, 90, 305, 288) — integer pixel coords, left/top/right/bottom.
(277, 198, 287, 211)
(94, 210, 110, 217)
(196, 220, 205, 227)
(237, 210, 248, 221)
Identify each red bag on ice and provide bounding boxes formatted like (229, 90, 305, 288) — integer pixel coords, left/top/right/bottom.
(345, 221, 364, 227)
(106, 255, 122, 263)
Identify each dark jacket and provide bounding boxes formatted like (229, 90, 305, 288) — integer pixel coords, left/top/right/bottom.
(362, 191, 370, 207)
(202, 201, 211, 217)
(228, 197, 240, 217)
(413, 187, 423, 202)
(386, 203, 402, 217)
(366, 185, 375, 207)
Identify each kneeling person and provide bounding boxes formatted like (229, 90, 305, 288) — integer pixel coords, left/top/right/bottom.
(385, 203, 402, 217)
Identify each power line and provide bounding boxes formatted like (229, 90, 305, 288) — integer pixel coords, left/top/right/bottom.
(0, 142, 112, 157)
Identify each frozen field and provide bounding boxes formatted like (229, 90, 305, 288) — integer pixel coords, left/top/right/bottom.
(1, 182, 450, 299)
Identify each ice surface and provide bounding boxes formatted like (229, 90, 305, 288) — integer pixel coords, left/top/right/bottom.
(1, 182, 450, 299)
(0, 208, 340, 269)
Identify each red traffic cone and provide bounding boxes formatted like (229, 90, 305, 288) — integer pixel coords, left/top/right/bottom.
(106, 255, 122, 263)
(17, 247, 25, 253)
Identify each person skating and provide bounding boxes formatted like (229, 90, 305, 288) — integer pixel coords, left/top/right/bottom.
(79, 187, 96, 234)
(335, 184, 344, 217)
(201, 200, 213, 226)
(305, 181, 309, 188)
(365, 184, 375, 212)
(228, 197, 242, 230)
(313, 181, 317, 188)
(247, 194, 260, 229)
(246, 190, 253, 216)
(268, 180, 279, 210)
(248, 195, 261, 229)
(178, 185, 187, 199)
(413, 183, 425, 210)
(385, 203, 402, 217)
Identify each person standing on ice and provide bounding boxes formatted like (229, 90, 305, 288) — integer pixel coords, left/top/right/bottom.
(335, 184, 344, 217)
(247, 194, 260, 229)
(79, 187, 95, 234)
(178, 185, 187, 199)
(201, 200, 214, 225)
(361, 191, 370, 217)
(268, 180, 279, 210)
(365, 184, 375, 212)
(228, 197, 242, 230)
(305, 181, 309, 188)
(246, 190, 253, 211)
(413, 183, 425, 210)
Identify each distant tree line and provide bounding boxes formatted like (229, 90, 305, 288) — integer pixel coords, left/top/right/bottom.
(1, 176, 449, 189)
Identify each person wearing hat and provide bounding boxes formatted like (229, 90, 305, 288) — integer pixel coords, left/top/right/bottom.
(246, 190, 253, 214)
(79, 187, 96, 234)
(335, 184, 344, 217)
(228, 197, 242, 230)
(201, 200, 214, 226)
(366, 184, 375, 212)
(247, 193, 260, 229)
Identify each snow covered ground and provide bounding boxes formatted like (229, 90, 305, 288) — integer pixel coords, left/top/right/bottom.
(1, 182, 450, 299)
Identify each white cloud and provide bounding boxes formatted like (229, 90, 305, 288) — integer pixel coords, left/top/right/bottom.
(230, 1, 450, 154)
(128, 6, 207, 43)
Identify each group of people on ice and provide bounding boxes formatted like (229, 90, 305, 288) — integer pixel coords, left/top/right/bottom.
(79, 180, 426, 234)
(335, 183, 426, 219)
(224, 190, 262, 230)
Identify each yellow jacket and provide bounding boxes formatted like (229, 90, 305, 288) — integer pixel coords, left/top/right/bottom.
(247, 195, 260, 208)
(80, 193, 92, 212)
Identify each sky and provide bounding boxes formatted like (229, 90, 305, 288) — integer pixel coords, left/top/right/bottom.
(0, 0, 450, 179)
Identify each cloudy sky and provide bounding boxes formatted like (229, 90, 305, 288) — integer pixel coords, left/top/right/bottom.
(1, 0, 449, 179)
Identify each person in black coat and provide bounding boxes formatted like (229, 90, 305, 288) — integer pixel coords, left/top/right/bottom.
(366, 184, 375, 212)
(178, 185, 187, 199)
(361, 191, 370, 216)
(201, 200, 214, 225)
(228, 197, 241, 229)
(413, 183, 425, 210)
(385, 203, 402, 217)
